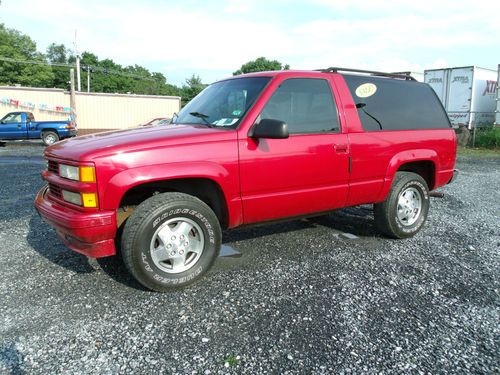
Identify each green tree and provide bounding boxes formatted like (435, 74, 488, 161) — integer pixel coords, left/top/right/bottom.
(180, 74, 206, 106)
(0, 23, 54, 87)
(46, 43, 71, 89)
(233, 57, 290, 76)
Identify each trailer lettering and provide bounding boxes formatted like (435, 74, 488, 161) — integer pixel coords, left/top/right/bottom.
(482, 80, 498, 96)
(452, 76, 469, 84)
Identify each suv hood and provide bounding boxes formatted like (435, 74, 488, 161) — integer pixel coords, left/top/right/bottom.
(45, 125, 236, 161)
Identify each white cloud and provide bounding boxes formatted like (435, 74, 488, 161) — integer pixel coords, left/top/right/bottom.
(1, 0, 498, 85)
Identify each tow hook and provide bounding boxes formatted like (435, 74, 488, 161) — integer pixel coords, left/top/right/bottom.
(429, 191, 444, 198)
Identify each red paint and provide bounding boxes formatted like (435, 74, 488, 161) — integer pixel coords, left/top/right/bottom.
(35, 70, 457, 258)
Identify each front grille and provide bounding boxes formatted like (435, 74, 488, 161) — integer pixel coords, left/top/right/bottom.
(47, 160, 59, 174)
(48, 183, 62, 199)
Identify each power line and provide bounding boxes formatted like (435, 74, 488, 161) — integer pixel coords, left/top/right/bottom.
(0, 55, 158, 82)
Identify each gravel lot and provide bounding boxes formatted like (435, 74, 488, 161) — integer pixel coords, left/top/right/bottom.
(0, 141, 499, 374)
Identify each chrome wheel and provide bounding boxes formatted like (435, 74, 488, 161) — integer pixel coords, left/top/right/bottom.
(150, 217, 204, 274)
(396, 187, 422, 226)
(44, 133, 57, 144)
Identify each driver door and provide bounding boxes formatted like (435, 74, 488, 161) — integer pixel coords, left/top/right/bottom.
(0, 113, 25, 139)
(238, 77, 350, 224)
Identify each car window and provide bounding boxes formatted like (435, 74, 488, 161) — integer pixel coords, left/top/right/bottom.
(2, 114, 22, 124)
(260, 78, 340, 134)
(174, 77, 271, 128)
(343, 75, 451, 131)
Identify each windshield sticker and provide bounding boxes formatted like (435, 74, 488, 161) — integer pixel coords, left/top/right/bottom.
(355, 83, 377, 98)
(232, 110, 242, 116)
(212, 118, 239, 126)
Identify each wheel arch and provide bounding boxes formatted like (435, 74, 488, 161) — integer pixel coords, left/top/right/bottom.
(377, 149, 439, 201)
(102, 164, 234, 229)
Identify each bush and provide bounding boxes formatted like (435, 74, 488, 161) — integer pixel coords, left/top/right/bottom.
(473, 127, 500, 149)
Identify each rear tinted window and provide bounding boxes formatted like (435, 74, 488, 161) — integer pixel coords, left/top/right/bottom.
(343, 75, 451, 131)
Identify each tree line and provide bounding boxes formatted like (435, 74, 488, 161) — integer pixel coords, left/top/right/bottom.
(0, 23, 288, 105)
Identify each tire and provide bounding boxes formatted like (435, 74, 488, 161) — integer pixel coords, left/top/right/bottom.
(374, 172, 430, 239)
(121, 192, 222, 292)
(42, 131, 59, 146)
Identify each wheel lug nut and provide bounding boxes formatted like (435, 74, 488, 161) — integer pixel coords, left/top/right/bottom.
(170, 251, 176, 256)
(179, 250, 184, 255)
(180, 235, 185, 240)
(184, 242, 189, 247)
(167, 244, 172, 249)
(171, 236, 176, 240)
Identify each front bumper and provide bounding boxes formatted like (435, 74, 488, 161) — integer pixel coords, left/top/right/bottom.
(34, 185, 117, 258)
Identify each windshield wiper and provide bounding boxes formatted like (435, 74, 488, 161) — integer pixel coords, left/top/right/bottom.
(189, 111, 213, 126)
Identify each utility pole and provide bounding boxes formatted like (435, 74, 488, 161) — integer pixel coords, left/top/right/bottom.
(74, 30, 81, 91)
(87, 65, 90, 93)
(70, 68, 77, 126)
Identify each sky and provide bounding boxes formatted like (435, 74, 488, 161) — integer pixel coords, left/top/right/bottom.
(1, 0, 499, 86)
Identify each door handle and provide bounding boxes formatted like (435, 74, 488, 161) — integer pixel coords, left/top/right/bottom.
(334, 144, 349, 153)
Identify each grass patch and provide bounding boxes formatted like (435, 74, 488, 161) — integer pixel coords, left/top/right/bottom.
(472, 127, 500, 149)
(457, 147, 500, 157)
(224, 355, 239, 366)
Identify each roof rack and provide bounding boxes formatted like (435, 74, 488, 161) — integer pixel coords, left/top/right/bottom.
(317, 67, 417, 81)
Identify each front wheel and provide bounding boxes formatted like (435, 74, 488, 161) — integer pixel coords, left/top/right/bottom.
(374, 172, 430, 239)
(42, 131, 59, 146)
(121, 192, 222, 292)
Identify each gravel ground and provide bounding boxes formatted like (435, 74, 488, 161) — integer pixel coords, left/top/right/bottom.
(0, 142, 499, 374)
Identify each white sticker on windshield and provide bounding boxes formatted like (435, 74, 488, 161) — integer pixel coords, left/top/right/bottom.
(355, 83, 377, 98)
(212, 118, 238, 126)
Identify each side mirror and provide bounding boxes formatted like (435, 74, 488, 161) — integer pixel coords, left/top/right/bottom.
(356, 103, 366, 109)
(249, 119, 289, 139)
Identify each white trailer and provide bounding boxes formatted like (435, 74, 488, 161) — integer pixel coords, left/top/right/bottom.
(424, 66, 497, 128)
(495, 64, 500, 126)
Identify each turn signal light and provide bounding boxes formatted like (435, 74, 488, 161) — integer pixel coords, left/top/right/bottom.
(79, 166, 96, 182)
(82, 193, 98, 208)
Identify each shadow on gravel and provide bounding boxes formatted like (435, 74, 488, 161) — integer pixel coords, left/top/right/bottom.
(0, 342, 25, 375)
(312, 205, 381, 237)
(27, 213, 95, 274)
(95, 254, 149, 292)
(27, 212, 147, 291)
(223, 205, 379, 243)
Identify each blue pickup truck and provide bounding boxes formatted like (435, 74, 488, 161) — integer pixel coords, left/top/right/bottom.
(0, 111, 77, 146)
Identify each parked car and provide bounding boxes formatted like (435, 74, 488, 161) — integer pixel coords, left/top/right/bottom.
(35, 68, 457, 292)
(139, 117, 171, 127)
(0, 111, 77, 146)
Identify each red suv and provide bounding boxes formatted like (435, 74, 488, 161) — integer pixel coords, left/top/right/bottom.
(35, 68, 457, 291)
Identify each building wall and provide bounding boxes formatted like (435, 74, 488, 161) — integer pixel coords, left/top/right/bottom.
(0, 86, 181, 134)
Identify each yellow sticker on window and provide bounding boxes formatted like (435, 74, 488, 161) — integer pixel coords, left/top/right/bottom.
(355, 83, 377, 98)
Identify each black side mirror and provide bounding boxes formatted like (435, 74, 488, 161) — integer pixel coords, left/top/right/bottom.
(356, 103, 366, 109)
(249, 118, 289, 139)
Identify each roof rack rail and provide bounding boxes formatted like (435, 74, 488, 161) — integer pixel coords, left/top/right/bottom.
(317, 67, 417, 81)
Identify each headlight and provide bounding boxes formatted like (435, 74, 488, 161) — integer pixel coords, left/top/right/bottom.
(59, 164, 79, 180)
(59, 164, 96, 182)
(62, 190, 82, 205)
(61, 190, 98, 208)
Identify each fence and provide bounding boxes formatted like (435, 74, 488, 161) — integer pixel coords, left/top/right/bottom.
(0, 86, 181, 134)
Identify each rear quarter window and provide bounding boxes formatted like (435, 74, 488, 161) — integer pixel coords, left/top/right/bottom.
(343, 75, 451, 131)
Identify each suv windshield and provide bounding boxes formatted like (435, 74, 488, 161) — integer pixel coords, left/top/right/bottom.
(173, 77, 271, 128)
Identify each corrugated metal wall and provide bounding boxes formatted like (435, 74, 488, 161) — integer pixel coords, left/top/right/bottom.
(0, 86, 181, 132)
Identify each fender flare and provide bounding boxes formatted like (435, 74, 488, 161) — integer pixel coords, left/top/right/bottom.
(376, 149, 439, 202)
(101, 161, 233, 211)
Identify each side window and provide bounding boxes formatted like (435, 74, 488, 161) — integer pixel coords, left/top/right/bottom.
(260, 78, 340, 134)
(2, 114, 21, 124)
(343, 75, 451, 131)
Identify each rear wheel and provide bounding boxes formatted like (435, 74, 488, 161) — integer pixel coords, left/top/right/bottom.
(121, 192, 221, 292)
(374, 172, 430, 239)
(42, 131, 59, 146)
